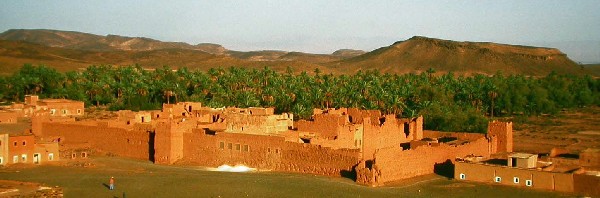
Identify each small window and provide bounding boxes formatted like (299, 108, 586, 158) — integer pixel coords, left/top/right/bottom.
(13, 141, 17, 146)
(50, 109, 56, 115)
(267, 148, 271, 153)
(13, 156, 18, 163)
(81, 152, 88, 158)
(494, 177, 501, 183)
(525, 180, 532, 187)
(275, 149, 279, 154)
(21, 154, 27, 162)
(513, 177, 519, 184)
(77, 109, 82, 114)
(219, 142, 225, 149)
(235, 144, 241, 151)
(0, 157, 3, 164)
(0, 140, 2, 146)
(62, 109, 67, 115)
(22, 141, 26, 146)
(227, 143, 233, 150)
(242, 145, 249, 152)
(71, 153, 76, 159)
(48, 153, 54, 161)
(459, 173, 466, 180)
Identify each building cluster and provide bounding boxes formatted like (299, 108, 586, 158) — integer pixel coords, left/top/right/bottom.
(455, 148, 599, 196)
(0, 96, 75, 165)
(1, 95, 598, 196)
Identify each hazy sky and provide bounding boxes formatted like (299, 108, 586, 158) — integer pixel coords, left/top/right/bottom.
(1, 0, 599, 62)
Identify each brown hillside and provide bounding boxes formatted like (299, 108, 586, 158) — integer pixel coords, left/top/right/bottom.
(583, 64, 600, 77)
(0, 40, 332, 75)
(0, 29, 202, 52)
(332, 49, 366, 58)
(330, 36, 588, 76)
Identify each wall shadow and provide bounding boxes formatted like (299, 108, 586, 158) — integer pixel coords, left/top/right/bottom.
(148, 131, 155, 162)
(340, 164, 358, 180)
(434, 159, 454, 178)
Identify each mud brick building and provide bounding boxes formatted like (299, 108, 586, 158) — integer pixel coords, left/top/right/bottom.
(33, 101, 519, 186)
(0, 134, 59, 165)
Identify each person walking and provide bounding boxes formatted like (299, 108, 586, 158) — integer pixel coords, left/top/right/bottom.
(109, 176, 115, 190)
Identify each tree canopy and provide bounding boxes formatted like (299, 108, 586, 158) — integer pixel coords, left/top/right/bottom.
(2, 64, 599, 133)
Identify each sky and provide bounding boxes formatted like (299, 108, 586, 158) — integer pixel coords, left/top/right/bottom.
(1, 0, 599, 63)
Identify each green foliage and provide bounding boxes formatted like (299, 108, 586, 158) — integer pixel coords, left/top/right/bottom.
(1, 64, 598, 133)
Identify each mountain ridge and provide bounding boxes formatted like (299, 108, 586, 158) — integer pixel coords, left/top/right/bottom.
(0, 29, 594, 76)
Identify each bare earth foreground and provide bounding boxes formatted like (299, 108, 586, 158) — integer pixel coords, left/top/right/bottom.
(0, 157, 575, 198)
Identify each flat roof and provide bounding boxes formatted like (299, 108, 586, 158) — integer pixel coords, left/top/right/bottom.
(40, 99, 82, 103)
(508, 153, 537, 159)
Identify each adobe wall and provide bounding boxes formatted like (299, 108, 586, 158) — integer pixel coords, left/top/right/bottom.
(34, 142, 60, 163)
(0, 111, 18, 124)
(487, 121, 513, 153)
(8, 135, 35, 164)
(296, 114, 348, 138)
(41, 122, 151, 160)
(454, 162, 574, 192)
(423, 130, 486, 141)
(154, 120, 187, 164)
(362, 115, 411, 161)
(311, 124, 363, 150)
(347, 108, 380, 124)
(0, 134, 8, 165)
(182, 130, 361, 177)
(579, 149, 600, 167)
(359, 136, 492, 184)
(573, 174, 600, 196)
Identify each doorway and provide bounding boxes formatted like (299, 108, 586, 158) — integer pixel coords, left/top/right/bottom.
(33, 153, 41, 164)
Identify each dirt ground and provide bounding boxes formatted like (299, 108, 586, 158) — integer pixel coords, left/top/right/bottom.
(512, 106, 600, 154)
(0, 157, 575, 198)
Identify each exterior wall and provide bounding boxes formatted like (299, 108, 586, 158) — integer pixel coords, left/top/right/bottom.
(358, 136, 492, 184)
(182, 130, 361, 177)
(41, 122, 151, 160)
(225, 113, 293, 135)
(487, 121, 513, 153)
(579, 149, 600, 167)
(33, 142, 59, 164)
(347, 108, 381, 124)
(311, 124, 363, 150)
(297, 114, 348, 138)
(154, 121, 184, 164)
(508, 155, 537, 169)
(8, 135, 35, 164)
(39, 99, 85, 117)
(423, 130, 486, 141)
(362, 115, 411, 161)
(25, 95, 39, 105)
(0, 111, 18, 124)
(573, 174, 600, 196)
(455, 162, 575, 192)
(0, 134, 8, 165)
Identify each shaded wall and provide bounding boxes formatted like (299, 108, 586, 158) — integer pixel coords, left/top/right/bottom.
(42, 122, 151, 160)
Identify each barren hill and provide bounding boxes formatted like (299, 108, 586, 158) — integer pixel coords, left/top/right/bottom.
(0, 29, 594, 76)
(330, 36, 588, 76)
(0, 39, 331, 75)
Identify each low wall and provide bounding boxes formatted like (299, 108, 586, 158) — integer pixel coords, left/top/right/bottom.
(358, 136, 491, 185)
(423, 130, 486, 141)
(42, 122, 151, 160)
(455, 162, 575, 192)
(182, 130, 361, 177)
(574, 173, 600, 196)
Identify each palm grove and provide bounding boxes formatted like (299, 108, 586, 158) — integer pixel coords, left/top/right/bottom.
(1, 64, 599, 133)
